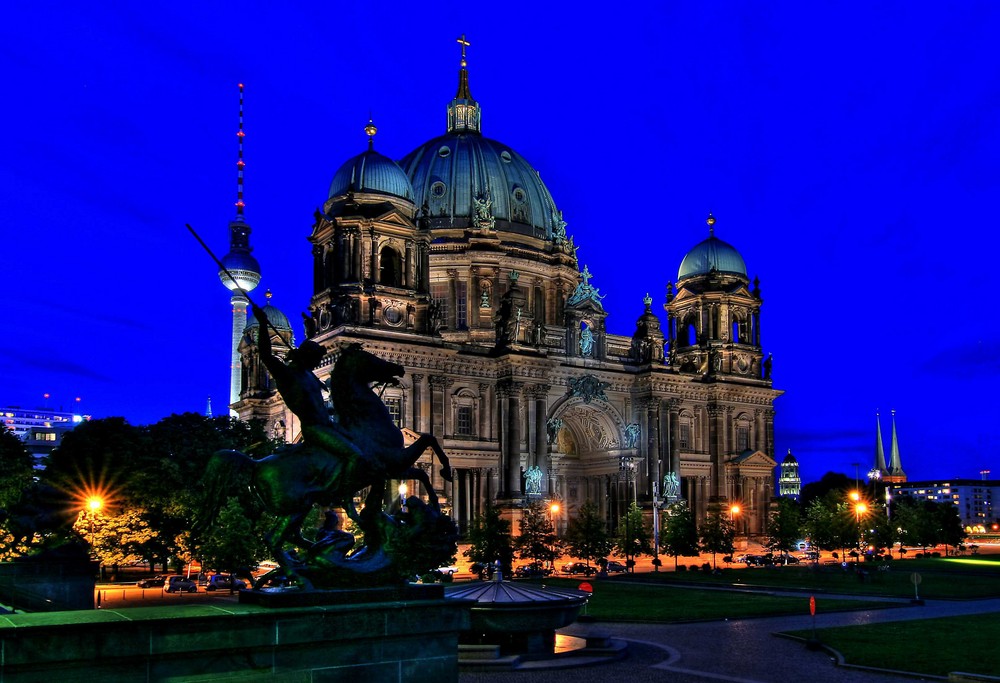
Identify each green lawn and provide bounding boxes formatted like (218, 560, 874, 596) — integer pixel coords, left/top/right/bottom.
(624, 555, 1000, 599)
(534, 578, 896, 622)
(782, 613, 1000, 678)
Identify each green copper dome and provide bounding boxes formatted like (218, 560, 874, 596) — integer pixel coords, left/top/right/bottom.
(678, 233, 747, 280)
(329, 147, 414, 202)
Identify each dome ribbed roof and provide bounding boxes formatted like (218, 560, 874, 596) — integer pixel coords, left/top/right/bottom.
(678, 234, 747, 280)
(400, 133, 558, 237)
(245, 304, 291, 332)
(329, 148, 414, 202)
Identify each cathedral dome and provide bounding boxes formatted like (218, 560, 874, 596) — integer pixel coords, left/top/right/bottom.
(245, 296, 292, 332)
(400, 133, 559, 238)
(678, 217, 747, 280)
(329, 147, 414, 202)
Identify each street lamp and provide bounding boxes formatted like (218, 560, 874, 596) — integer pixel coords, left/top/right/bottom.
(549, 503, 560, 570)
(730, 504, 741, 540)
(86, 497, 103, 548)
(397, 482, 408, 512)
(853, 497, 868, 564)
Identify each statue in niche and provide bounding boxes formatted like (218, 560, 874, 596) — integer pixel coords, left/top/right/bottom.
(524, 465, 543, 495)
(623, 423, 641, 449)
(763, 353, 773, 379)
(579, 321, 595, 356)
(480, 286, 490, 309)
(546, 417, 564, 445)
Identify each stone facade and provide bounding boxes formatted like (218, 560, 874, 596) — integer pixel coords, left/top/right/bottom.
(232, 49, 782, 536)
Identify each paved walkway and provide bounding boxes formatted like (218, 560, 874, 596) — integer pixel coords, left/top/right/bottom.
(459, 597, 1000, 683)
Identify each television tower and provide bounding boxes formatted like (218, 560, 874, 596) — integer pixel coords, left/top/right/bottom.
(219, 84, 261, 416)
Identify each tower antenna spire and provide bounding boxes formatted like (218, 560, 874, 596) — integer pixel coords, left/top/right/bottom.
(236, 83, 246, 216)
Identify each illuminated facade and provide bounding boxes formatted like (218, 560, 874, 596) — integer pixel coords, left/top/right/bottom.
(233, 42, 783, 534)
(1, 404, 89, 467)
(890, 479, 998, 531)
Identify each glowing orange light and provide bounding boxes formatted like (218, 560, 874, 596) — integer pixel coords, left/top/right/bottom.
(43, 393, 50, 399)
(856, 502, 868, 515)
(238, 83, 244, 88)
(730, 505, 740, 515)
(550, 503, 560, 514)
(849, 491, 860, 502)
(87, 497, 103, 512)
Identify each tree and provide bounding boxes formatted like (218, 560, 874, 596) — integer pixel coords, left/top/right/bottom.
(514, 502, 560, 567)
(765, 498, 802, 561)
(199, 497, 268, 589)
(463, 503, 514, 577)
(564, 501, 613, 567)
(799, 471, 853, 510)
(803, 491, 857, 557)
(72, 506, 155, 569)
(660, 502, 699, 569)
(699, 503, 735, 569)
(615, 502, 651, 571)
(935, 502, 967, 554)
(0, 427, 34, 509)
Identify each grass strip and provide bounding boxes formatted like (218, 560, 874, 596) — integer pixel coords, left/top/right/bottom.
(538, 578, 896, 622)
(781, 613, 1000, 678)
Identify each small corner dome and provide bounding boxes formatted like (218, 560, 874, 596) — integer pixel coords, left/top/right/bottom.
(678, 234, 747, 281)
(782, 451, 798, 464)
(329, 148, 414, 202)
(245, 304, 291, 332)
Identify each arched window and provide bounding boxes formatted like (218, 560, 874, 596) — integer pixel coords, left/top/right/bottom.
(379, 246, 402, 287)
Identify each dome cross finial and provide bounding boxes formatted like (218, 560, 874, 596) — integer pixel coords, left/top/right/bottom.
(457, 34, 470, 67)
(706, 212, 716, 235)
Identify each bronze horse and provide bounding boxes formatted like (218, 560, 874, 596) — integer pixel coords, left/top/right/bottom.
(201, 344, 452, 576)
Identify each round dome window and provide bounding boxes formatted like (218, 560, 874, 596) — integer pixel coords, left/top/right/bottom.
(500, 150, 512, 163)
(512, 187, 526, 204)
(430, 181, 447, 198)
(438, 146, 451, 158)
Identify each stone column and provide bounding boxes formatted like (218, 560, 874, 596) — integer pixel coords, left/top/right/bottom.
(531, 385, 549, 491)
(478, 383, 491, 440)
(447, 269, 458, 330)
(645, 398, 660, 502)
(497, 380, 522, 497)
(707, 404, 725, 498)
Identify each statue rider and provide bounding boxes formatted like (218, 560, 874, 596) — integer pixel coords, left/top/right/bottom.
(250, 303, 364, 547)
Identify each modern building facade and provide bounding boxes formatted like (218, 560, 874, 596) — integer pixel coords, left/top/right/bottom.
(2, 404, 89, 467)
(231, 43, 783, 534)
(889, 479, 998, 532)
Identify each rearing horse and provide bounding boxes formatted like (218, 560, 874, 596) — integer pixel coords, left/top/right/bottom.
(200, 343, 452, 574)
(330, 343, 452, 504)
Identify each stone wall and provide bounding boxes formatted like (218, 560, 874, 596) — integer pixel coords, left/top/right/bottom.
(0, 589, 469, 682)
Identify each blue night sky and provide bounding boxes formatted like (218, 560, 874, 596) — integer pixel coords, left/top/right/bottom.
(2, 3, 998, 485)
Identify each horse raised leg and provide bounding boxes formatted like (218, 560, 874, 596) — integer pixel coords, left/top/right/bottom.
(403, 434, 453, 482)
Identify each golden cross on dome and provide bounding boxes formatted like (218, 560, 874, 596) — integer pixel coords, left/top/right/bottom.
(457, 34, 470, 66)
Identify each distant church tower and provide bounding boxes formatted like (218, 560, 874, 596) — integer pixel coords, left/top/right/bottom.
(872, 409, 907, 483)
(778, 449, 801, 499)
(219, 84, 261, 416)
(885, 409, 907, 483)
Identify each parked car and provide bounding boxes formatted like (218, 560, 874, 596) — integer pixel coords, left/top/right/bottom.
(136, 575, 167, 588)
(205, 575, 247, 591)
(562, 562, 597, 576)
(164, 575, 198, 593)
(603, 560, 628, 573)
(514, 562, 551, 578)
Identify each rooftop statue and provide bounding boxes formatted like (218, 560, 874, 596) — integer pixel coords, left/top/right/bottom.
(199, 303, 457, 589)
(567, 265, 606, 309)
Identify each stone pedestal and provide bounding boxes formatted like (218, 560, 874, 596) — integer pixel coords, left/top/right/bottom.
(0, 559, 97, 612)
(0, 586, 471, 682)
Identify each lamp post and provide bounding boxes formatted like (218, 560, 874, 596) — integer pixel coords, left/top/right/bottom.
(549, 502, 560, 570)
(850, 491, 867, 564)
(730, 504, 741, 553)
(86, 497, 103, 549)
